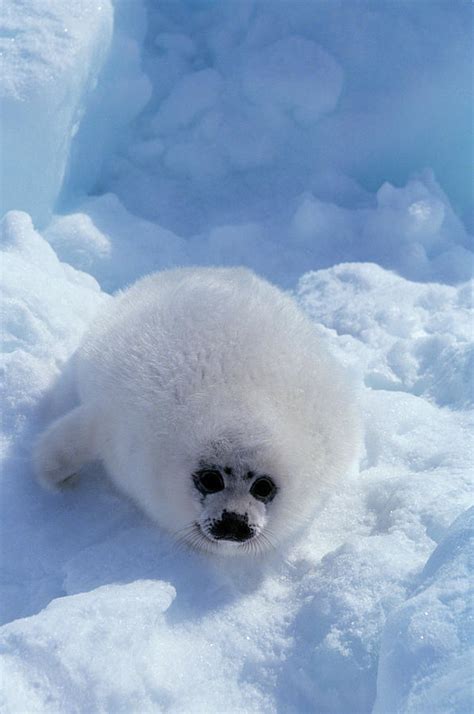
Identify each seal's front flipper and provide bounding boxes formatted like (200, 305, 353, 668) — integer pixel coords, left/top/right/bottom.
(34, 405, 95, 491)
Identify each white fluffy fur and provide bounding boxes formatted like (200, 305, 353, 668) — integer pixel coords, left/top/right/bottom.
(34, 267, 360, 555)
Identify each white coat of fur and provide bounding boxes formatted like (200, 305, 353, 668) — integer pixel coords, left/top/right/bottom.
(34, 267, 360, 555)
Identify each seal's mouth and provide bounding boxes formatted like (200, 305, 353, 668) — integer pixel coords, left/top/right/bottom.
(199, 523, 247, 546)
(207, 512, 255, 543)
(198, 522, 273, 556)
(175, 522, 270, 556)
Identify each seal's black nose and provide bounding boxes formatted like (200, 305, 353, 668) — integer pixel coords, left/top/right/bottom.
(210, 511, 253, 542)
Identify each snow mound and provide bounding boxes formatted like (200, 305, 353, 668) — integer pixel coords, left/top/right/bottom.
(44, 193, 187, 292)
(44, 170, 473, 293)
(0, 580, 177, 713)
(298, 263, 473, 409)
(240, 36, 343, 125)
(63, 0, 152, 202)
(290, 174, 473, 283)
(101, 0, 472, 263)
(3, 0, 471, 285)
(0, 211, 105, 446)
(374, 507, 474, 714)
(0, 1, 113, 226)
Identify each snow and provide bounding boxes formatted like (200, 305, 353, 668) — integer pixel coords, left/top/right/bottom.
(298, 264, 473, 409)
(0, 0, 113, 226)
(0, 1, 472, 712)
(373, 507, 474, 714)
(240, 36, 343, 125)
(0, 211, 105, 443)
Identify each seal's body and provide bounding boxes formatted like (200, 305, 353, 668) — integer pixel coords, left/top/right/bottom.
(34, 268, 360, 555)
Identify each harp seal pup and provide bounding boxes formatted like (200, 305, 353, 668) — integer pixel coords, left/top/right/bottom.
(34, 267, 360, 556)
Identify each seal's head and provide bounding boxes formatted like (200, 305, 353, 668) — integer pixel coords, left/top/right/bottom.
(149, 378, 360, 557)
(188, 459, 278, 555)
(165, 423, 282, 555)
(170, 414, 328, 556)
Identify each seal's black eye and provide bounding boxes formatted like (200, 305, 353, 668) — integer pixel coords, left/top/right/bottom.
(194, 469, 224, 495)
(250, 476, 277, 503)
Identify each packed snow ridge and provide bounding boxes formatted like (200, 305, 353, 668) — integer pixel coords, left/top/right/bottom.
(0, 1, 472, 713)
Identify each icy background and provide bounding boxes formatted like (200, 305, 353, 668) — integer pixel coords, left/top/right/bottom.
(0, 1, 473, 712)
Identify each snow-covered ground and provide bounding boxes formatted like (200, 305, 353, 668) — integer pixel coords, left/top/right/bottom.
(0, 1, 472, 712)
